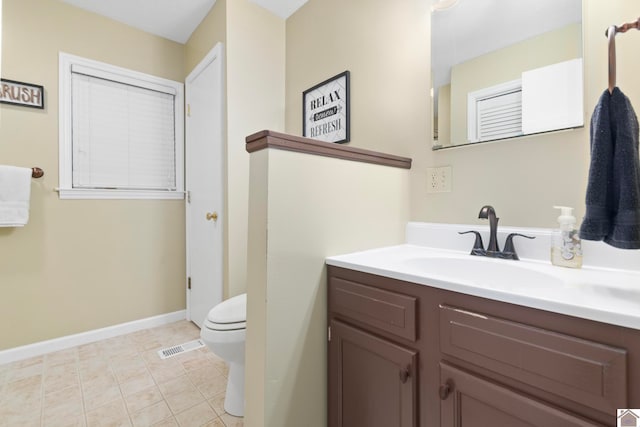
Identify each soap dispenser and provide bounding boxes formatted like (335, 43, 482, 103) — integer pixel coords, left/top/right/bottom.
(551, 206, 582, 268)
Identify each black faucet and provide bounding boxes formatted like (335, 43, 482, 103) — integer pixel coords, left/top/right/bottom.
(478, 205, 500, 254)
(502, 233, 536, 260)
(459, 205, 535, 260)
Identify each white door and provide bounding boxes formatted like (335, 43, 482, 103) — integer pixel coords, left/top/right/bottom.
(185, 43, 224, 327)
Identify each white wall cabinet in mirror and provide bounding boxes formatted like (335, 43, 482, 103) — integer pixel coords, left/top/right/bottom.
(431, 0, 583, 150)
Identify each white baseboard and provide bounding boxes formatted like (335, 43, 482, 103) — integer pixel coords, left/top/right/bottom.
(0, 310, 186, 365)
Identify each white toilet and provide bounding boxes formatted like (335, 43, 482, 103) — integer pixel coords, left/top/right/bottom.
(200, 293, 247, 417)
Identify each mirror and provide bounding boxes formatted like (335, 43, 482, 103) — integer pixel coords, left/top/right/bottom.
(431, 0, 583, 150)
(0, 0, 3, 80)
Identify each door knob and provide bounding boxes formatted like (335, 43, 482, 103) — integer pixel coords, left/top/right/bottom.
(206, 212, 218, 221)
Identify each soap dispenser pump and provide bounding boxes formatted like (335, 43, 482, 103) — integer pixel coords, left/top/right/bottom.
(551, 206, 582, 268)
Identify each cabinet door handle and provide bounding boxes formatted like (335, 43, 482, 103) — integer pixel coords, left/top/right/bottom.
(439, 381, 453, 400)
(399, 367, 411, 383)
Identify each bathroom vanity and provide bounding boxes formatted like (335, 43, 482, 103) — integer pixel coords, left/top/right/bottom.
(326, 223, 640, 427)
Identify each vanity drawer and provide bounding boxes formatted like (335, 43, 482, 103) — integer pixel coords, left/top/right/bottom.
(329, 277, 417, 341)
(439, 305, 627, 413)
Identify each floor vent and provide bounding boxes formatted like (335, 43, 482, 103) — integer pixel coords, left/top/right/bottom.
(157, 339, 206, 360)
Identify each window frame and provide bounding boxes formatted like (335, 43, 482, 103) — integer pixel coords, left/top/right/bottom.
(58, 52, 184, 200)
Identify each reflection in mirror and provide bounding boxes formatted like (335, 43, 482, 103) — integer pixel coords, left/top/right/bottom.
(431, 0, 583, 150)
(0, 0, 3, 79)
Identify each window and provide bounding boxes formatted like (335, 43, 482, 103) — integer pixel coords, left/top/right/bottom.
(59, 52, 184, 199)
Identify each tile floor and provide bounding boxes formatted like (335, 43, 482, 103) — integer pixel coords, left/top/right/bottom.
(0, 321, 244, 427)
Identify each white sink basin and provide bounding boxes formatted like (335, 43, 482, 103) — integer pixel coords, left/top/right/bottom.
(402, 256, 565, 291)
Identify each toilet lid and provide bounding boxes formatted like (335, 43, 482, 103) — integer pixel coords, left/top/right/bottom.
(206, 293, 247, 324)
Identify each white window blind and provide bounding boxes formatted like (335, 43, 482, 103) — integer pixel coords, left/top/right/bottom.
(477, 90, 522, 141)
(71, 73, 176, 191)
(467, 79, 522, 144)
(58, 52, 184, 200)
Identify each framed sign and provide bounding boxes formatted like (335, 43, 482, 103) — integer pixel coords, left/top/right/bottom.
(0, 79, 45, 109)
(303, 71, 350, 144)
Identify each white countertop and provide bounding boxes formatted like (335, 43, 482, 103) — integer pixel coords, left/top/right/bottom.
(326, 241, 640, 331)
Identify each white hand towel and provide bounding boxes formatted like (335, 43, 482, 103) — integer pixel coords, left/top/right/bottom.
(0, 166, 32, 227)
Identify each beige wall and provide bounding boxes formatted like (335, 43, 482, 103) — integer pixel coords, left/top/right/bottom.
(185, 0, 284, 300)
(436, 84, 451, 147)
(245, 149, 268, 427)
(0, 0, 186, 349)
(449, 23, 581, 145)
(245, 148, 411, 427)
(0, 0, 284, 350)
(225, 1, 285, 299)
(286, 0, 640, 230)
(285, 0, 430, 157)
(185, 0, 226, 74)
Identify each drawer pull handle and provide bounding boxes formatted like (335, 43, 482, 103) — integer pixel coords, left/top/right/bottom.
(439, 381, 453, 400)
(399, 367, 411, 383)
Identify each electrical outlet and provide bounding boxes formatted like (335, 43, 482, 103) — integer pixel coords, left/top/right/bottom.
(428, 168, 439, 192)
(427, 166, 452, 193)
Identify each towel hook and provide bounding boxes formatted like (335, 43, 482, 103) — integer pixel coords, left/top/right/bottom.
(605, 17, 640, 94)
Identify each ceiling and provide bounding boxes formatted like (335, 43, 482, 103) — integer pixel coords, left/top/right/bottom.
(56, 0, 580, 76)
(59, 0, 309, 44)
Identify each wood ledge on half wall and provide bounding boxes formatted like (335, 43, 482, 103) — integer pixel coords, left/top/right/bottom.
(245, 130, 412, 170)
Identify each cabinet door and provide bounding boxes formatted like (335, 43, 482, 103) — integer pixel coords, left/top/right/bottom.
(439, 363, 606, 427)
(329, 319, 417, 427)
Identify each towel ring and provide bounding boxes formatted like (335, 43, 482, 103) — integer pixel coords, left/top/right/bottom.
(607, 25, 617, 94)
(605, 18, 640, 94)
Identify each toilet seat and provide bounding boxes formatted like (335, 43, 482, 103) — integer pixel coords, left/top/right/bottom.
(201, 323, 246, 345)
(204, 319, 246, 331)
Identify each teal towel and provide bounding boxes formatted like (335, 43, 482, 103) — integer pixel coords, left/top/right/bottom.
(580, 87, 640, 249)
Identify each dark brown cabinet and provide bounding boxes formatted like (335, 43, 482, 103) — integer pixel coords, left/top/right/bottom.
(328, 265, 640, 427)
(439, 363, 604, 427)
(328, 274, 420, 426)
(329, 319, 417, 427)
